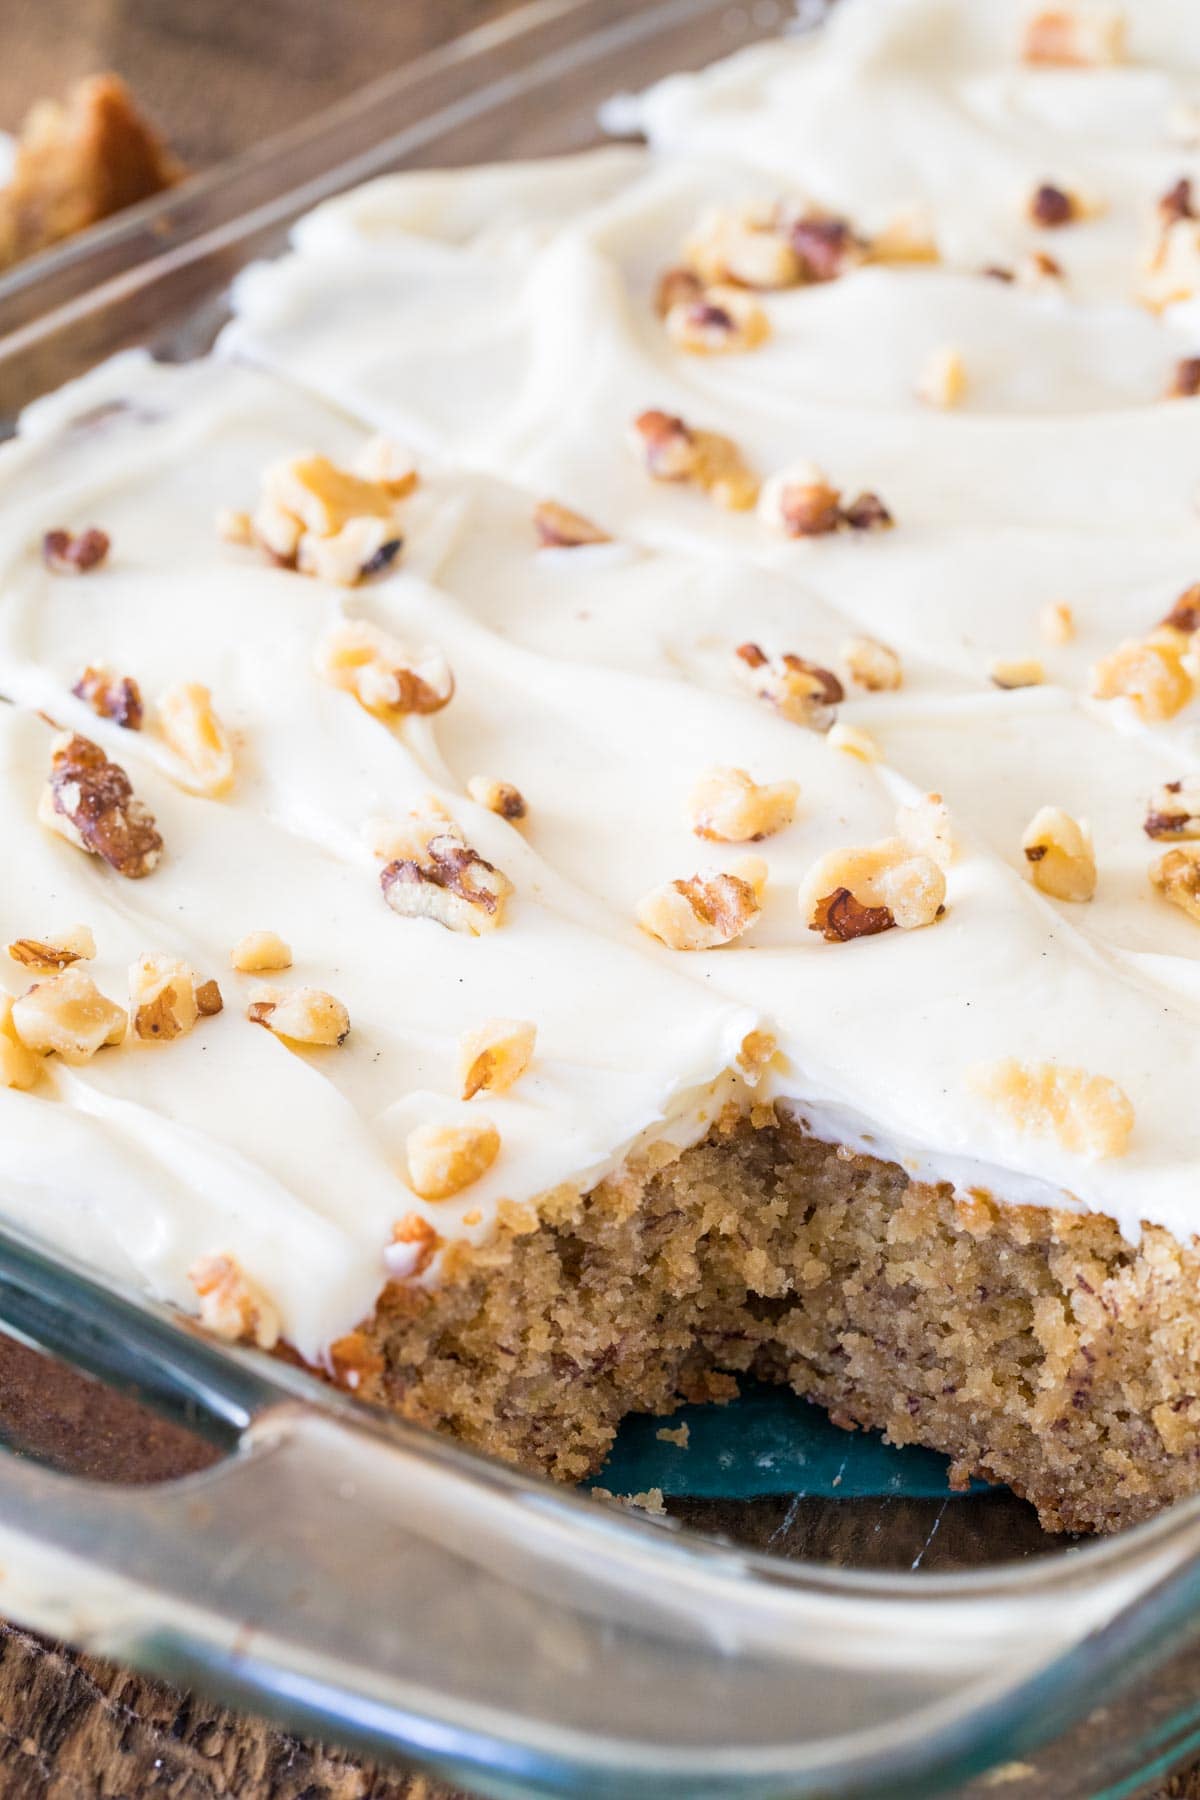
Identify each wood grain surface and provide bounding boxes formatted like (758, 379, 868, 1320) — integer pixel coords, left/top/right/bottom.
(3, 2, 1200, 1795)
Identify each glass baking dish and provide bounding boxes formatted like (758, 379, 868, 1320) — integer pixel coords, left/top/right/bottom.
(3, 2, 1200, 1795)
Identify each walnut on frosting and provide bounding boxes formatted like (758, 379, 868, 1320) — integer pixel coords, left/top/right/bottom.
(467, 776, 527, 821)
(970, 1059, 1133, 1160)
(458, 1018, 536, 1099)
(1167, 357, 1200, 400)
(231, 931, 293, 973)
(636, 870, 761, 951)
(7, 925, 95, 973)
(990, 657, 1046, 690)
(0, 996, 41, 1091)
(758, 462, 893, 538)
(533, 500, 611, 548)
(189, 1254, 281, 1349)
(1139, 179, 1200, 310)
(1020, 5, 1126, 66)
(896, 793, 955, 869)
(38, 731, 162, 878)
(240, 444, 413, 586)
(42, 526, 110, 575)
(916, 346, 967, 410)
(736, 641, 843, 731)
(248, 984, 350, 1046)
(1159, 583, 1200, 638)
(315, 618, 454, 722)
(1027, 182, 1086, 229)
(157, 682, 235, 797)
(683, 204, 801, 290)
(689, 767, 798, 843)
(384, 1213, 442, 1281)
(1039, 600, 1075, 645)
(129, 954, 218, 1042)
(72, 666, 143, 731)
(629, 410, 759, 511)
(1022, 806, 1096, 901)
(1150, 844, 1200, 923)
(1145, 777, 1200, 840)
(10, 969, 126, 1064)
(843, 636, 902, 692)
(801, 837, 945, 941)
(1090, 638, 1193, 721)
(406, 1117, 500, 1200)
(379, 811, 513, 935)
(664, 287, 770, 356)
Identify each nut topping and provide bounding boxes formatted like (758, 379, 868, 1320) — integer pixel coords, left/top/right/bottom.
(664, 286, 770, 356)
(315, 619, 454, 722)
(1168, 357, 1200, 399)
(1021, 805, 1096, 902)
(970, 1059, 1133, 1160)
(41, 527, 110, 575)
(0, 996, 41, 1091)
(72, 665, 143, 730)
(629, 409, 759, 511)
(189, 1255, 281, 1349)
(381, 834, 513, 935)
(1160, 584, 1200, 637)
(1144, 777, 1200, 839)
(787, 210, 867, 282)
(1020, 5, 1126, 66)
(195, 979, 224, 1017)
(843, 635, 902, 692)
(248, 985, 350, 1047)
(1028, 182, 1082, 228)
(801, 837, 946, 940)
(636, 871, 761, 951)
(406, 1117, 500, 1200)
(7, 925, 95, 973)
(736, 641, 843, 730)
(129, 954, 208, 1042)
(827, 721, 880, 762)
(1039, 600, 1075, 645)
(990, 657, 1046, 690)
(896, 793, 955, 869)
(245, 447, 413, 586)
(654, 265, 706, 317)
(684, 205, 800, 290)
(231, 931, 293, 973)
(1150, 844, 1200, 922)
(688, 766, 799, 842)
(1090, 638, 1193, 721)
(10, 968, 126, 1064)
(39, 731, 162, 879)
(157, 681, 235, 798)
(466, 776, 527, 821)
(758, 463, 893, 537)
(384, 1214, 442, 1281)
(458, 1018, 536, 1099)
(916, 345, 967, 410)
(533, 500, 611, 548)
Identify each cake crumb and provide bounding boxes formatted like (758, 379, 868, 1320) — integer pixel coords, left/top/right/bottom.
(656, 1423, 690, 1448)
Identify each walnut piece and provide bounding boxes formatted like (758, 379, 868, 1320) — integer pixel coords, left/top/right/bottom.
(665, 287, 770, 356)
(384, 1213, 442, 1280)
(0, 996, 41, 1091)
(654, 265, 706, 317)
(1138, 191, 1200, 310)
(1028, 182, 1083, 228)
(636, 871, 761, 951)
(72, 665, 143, 730)
(990, 657, 1046, 690)
(1159, 584, 1200, 637)
(1144, 777, 1200, 839)
(736, 641, 843, 731)
(758, 462, 893, 537)
(248, 448, 411, 586)
(629, 410, 759, 511)
(315, 619, 454, 722)
(1022, 805, 1096, 902)
(684, 205, 800, 290)
(189, 1254, 280, 1349)
(970, 1059, 1133, 1160)
(7, 925, 95, 973)
(195, 979, 224, 1017)
(1150, 844, 1200, 922)
(844, 635, 902, 692)
(406, 1117, 500, 1200)
(458, 1017, 537, 1099)
(896, 793, 955, 869)
(1090, 638, 1193, 721)
(736, 1029, 778, 1086)
(916, 345, 967, 410)
(351, 435, 419, 497)
(1168, 357, 1200, 399)
(248, 985, 350, 1047)
(41, 526, 110, 574)
(801, 837, 946, 940)
(827, 721, 880, 762)
(688, 766, 798, 842)
(1020, 5, 1126, 66)
(787, 209, 868, 283)
(10, 968, 126, 1063)
(231, 931, 293, 973)
(298, 517, 403, 586)
(381, 834, 513, 935)
(467, 776, 527, 821)
(157, 682, 234, 797)
(39, 731, 162, 878)
(128, 954, 218, 1042)
(533, 500, 611, 548)
(1039, 600, 1075, 645)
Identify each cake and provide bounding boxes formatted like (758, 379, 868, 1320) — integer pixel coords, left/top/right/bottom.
(3, 0, 1200, 1535)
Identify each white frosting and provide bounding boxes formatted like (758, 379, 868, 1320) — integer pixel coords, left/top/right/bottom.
(6, 0, 1200, 1355)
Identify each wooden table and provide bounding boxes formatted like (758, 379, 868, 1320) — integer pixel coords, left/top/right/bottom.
(3, 4, 1200, 1795)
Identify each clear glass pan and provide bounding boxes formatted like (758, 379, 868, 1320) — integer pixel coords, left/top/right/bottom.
(3, 2, 1200, 1794)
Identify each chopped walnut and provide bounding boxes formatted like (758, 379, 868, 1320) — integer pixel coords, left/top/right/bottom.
(351, 435, 419, 497)
(1018, 249, 1066, 288)
(384, 1213, 442, 1280)
(843, 635, 902, 692)
(1160, 584, 1200, 637)
(801, 837, 946, 940)
(1168, 357, 1200, 399)
(10, 968, 126, 1064)
(231, 931, 293, 973)
(628, 410, 759, 511)
(248, 449, 411, 586)
(1138, 191, 1200, 310)
(665, 287, 770, 356)
(129, 954, 207, 1042)
(533, 499, 611, 548)
(263, 453, 402, 537)
(636, 870, 761, 951)
(298, 517, 403, 586)
(1028, 182, 1084, 228)
(916, 345, 967, 410)
(1145, 777, 1200, 839)
(39, 731, 162, 879)
(157, 682, 234, 798)
(970, 1059, 1133, 1160)
(381, 834, 513, 935)
(72, 665, 143, 730)
(736, 1029, 778, 1086)
(189, 1254, 281, 1349)
(896, 794, 955, 869)
(248, 984, 350, 1047)
(868, 208, 940, 266)
(786, 210, 868, 283)
(654, 265, 706, 317)
(467, 776, 527, 820)
(1020, 5, 1126, 66)
(688, 767, 798, 842)
(458, 1017, 536, 1099)
(827, 721, 880, 762)
(842, 492, 894, 533)
(315, 619, 454, 722)
(195, 979, 224, 1017)
(41, 526, 110, 575)
(406, 1117, 500, 1200)
(729, 853, 768, 900)
(684, 205, 800, 290)
(1021, 805, 1096, 902)
(7, 925, 95, 972)
(1039, 600, 1075, 645)
(758, 462, 842, 537)
(366, 798, 456, 864)
(0, 996, 41, 1091)
(990, 657, 1046, 690)
(736, 641, 843, 731)
(1151, 843, 1200, 920)
(1090, 638, 1193, 721)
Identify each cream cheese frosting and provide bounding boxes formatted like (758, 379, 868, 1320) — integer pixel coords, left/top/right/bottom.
(5, 0, 1200, 1357)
